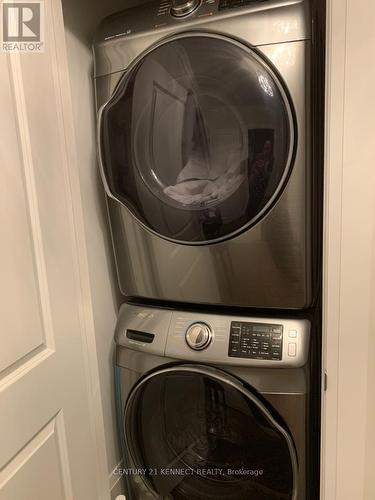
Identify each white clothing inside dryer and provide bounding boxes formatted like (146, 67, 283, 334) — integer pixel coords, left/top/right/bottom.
(163, 154, 246, 207)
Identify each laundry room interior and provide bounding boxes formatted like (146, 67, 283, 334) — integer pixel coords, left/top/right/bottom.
(1, 0, 375, 499)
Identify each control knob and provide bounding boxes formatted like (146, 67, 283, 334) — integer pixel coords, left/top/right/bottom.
(185, 323, 212, 350)
(170, 0, 200, 17)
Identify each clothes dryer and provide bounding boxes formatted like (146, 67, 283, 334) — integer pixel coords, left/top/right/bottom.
(94, 0, 315, 309)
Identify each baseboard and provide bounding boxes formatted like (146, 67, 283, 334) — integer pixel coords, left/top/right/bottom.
(109, 461, 125, 500)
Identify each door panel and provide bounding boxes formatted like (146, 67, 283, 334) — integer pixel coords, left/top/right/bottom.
(0, 415, 71, 500)
(0, 55, 47, 374)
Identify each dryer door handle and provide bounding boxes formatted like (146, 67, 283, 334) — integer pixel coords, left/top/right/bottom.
(97, 104, 119, 202)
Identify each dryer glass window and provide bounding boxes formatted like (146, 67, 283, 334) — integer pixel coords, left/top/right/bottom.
(100, 35, 295, 243)
(124, 367, 296, 499)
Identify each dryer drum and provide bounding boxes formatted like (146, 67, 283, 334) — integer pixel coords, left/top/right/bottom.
(124, 365, 298, 500)
(98, 33, 296, 245)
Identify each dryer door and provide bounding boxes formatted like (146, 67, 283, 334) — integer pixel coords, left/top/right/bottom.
(124, 364, 298, 500)
(98, 33, 295, 244)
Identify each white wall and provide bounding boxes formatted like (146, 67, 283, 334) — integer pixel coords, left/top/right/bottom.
(61, 0, 144, 495)
(322, 0, 375, 498)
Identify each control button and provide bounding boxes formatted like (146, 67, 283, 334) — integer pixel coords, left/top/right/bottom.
(170, 0, 200, 17)
(288, 343, 297, 357)
(288, 330, 297, 338)
(185, 323, 212, 350)
(272, 333, 283, 340)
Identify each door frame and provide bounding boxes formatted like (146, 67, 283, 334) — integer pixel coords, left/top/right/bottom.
(322, 0, 375, 498)
(50, 0, 110, 497)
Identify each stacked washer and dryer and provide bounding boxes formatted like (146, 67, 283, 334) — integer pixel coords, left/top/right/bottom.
(94, 0, 321, 498)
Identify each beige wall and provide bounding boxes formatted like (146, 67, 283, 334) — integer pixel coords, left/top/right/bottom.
(322, 0, 375, 498)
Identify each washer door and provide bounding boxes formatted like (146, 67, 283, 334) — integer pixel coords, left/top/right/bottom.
(124, 365, 298, 500)
(98, 33, 295, 244)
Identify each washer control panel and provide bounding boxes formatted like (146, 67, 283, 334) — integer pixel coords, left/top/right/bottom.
(115, 304, 311, 368)
(229, 322, 283, 360)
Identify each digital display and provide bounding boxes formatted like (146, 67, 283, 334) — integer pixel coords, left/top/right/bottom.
(254, 325, 271, 333)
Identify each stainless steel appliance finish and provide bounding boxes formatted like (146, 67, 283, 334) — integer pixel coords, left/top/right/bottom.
(115, 303, 310, 499)
(94, 0, 314, 309)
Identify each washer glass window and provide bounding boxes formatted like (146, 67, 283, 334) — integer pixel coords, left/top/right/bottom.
(124, 366, 296, 499)
(100, 34, 295, 244)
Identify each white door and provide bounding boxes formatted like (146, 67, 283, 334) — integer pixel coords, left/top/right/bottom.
(0, 1, 109, 499)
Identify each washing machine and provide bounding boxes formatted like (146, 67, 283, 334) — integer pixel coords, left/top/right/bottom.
(114, 303, 311, 499)
(94, 0, 315, 309)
